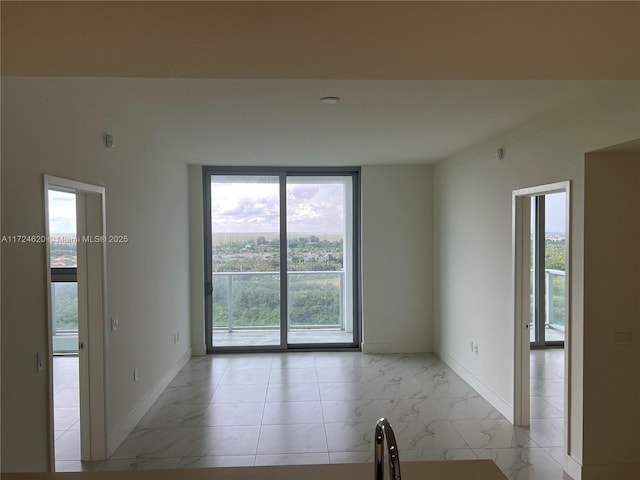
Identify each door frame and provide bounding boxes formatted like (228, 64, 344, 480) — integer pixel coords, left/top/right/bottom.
(202, 166, 361, 353)
(512, 180, 571, 461)
(44, 175, 109, 468)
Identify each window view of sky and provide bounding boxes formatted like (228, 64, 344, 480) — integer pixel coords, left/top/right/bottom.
(211, 178, 280, 233)
(530, 193, 566, 234)
(287, 182, 344, 234)
(211, 177, 345, 234)
(545, 193, 566, 233)
(48, 190, 76, 235)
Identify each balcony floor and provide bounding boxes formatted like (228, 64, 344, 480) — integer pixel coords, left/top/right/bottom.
(530, 325, 565, 344)
(213, 329, 354, 347)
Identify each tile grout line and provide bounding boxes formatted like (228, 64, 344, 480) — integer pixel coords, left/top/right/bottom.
(101, 352, 570, 477)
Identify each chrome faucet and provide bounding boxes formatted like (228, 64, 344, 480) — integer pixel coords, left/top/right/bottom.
(374, 418, 401, 480)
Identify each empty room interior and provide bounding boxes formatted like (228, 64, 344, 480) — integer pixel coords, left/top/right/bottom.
(1, 2, 639, 480)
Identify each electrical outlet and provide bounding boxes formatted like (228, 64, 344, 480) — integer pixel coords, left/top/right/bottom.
(470, 341, 474, 352)
(474, 344, 479, 356)
(133, 368, 139, 382)
(111, 316, 119, 331)
(176, 331, 180, 342)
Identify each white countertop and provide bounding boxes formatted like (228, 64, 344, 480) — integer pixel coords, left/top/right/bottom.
(3, 460, 507, 480)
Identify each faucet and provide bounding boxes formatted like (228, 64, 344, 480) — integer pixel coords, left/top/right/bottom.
(374, 418, 401, 480)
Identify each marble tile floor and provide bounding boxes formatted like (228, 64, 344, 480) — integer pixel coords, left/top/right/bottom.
(53, 356, 80, 465)
(55, 351, 572, 479)
(529, 348, 566, 468)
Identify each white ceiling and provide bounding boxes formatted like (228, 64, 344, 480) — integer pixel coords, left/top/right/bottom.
(18, 78, 628, 165)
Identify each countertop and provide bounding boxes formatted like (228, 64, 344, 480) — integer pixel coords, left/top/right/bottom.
(2, 460, 507, 480)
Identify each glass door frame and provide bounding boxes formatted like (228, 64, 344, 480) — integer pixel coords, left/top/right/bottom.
(203, 166, 361, 353)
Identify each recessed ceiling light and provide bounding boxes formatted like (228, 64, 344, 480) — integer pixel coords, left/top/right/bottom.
(320, 96, 340, 104)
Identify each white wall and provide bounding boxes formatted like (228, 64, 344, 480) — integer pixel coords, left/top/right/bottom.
(434, 83, 640, 475)
(361, 165, 433, 353)
(1, 78, 192, 471)
(188, 165, 206, 356)
(188, 165, 435, 355)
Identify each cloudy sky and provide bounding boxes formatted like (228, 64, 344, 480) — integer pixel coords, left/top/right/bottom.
(48, 190, 76, 235)
(48, 182, 564, 237)
(211, 176, 346, 234)
(531, 191, 567, 233)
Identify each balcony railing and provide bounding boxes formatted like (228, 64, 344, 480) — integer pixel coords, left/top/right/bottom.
(212, 271, 345, 332)
(530, 269, 566, 342)
(51, 282, 79, 354)
(545, 269, 566, 331)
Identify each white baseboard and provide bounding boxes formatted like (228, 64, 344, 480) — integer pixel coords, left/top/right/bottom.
(109, 348, 192, 455)
(436, 349, 513, 422)
(361, 342, 430, 354)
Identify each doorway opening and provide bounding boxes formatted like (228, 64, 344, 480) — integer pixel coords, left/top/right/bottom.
(203, 167, 361, 352)
(530, 192, 566, 348)
(48, 189, 81, 466)
(45, 176, 108, 470)
(513, 181, 570, 470)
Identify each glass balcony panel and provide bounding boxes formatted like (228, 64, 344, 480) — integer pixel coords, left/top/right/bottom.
(52, 282, 79, 354)
(212, 273, 282, 347)
(545, 270, 566, 342)
(287, 272, 350, 344)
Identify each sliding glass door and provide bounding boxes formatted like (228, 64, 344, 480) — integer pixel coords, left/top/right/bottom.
(530, 192, 567, 348)
(208, 175, 282, 347)
(286, 176, 354, 345)
(204, 168, 360, 351)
